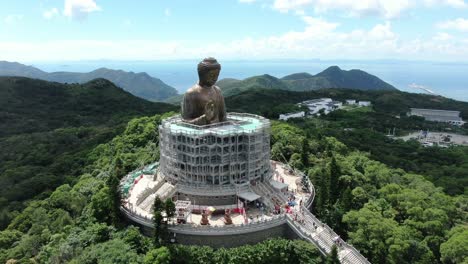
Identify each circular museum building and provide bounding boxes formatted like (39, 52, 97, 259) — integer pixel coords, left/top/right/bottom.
(157, 113, 271, 205)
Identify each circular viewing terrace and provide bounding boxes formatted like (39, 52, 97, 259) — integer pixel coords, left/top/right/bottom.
(118, 112, 371, 263)
(119, 162, 370, 263)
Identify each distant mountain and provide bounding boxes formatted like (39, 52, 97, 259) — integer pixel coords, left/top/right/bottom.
(0, 61, 47, 77)
(312, 66, 396, 91)
(215, 78, 241, 87)
(280, 72, 314, 80)
(0, 61, 178, 101)
(219, 74, 291, 97)
(216, 66, 397, 98)
(159, 65, 396, 105)
(164, 74, 289, 103)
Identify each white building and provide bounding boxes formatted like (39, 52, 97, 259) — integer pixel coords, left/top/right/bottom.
(358, 101, 371, 107)
(410, 108, 465, 126)
(346, 99, 356, 105)
(279, 111, 305, 121)
(299, 98, 342, 115)
(333, 101, 343, 108)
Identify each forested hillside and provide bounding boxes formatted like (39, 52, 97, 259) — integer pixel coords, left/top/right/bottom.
(225, 88, 468, 120)
(0, 78, 466, 263)
(225, 88, 468, 195)
(0, 77, 177, 229)
(0, 114, 465, 263)
(270, 121, 467, 264)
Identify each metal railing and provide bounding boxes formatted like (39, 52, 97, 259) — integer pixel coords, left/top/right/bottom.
(176, 183, 250, 196)
(160, 113, 271, 136)
(168, 214, 287, 235)
(121, 206, 287, 234)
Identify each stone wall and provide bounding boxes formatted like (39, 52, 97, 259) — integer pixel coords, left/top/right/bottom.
(171, 223, 293, 248)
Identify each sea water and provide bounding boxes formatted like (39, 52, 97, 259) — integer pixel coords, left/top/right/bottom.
(34, 60, 468, 102)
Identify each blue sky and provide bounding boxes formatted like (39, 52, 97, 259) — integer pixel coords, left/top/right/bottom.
(1, 0, 468, 61)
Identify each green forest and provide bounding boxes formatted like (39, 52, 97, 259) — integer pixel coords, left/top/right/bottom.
(226, 88, 468, 195)
(0, 77, 467, 263)
(0, 77, 176, 229)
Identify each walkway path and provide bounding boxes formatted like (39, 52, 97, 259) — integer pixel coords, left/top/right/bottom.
(264, 172, 370, 264)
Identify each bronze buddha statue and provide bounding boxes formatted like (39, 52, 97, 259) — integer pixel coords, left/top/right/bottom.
(181, 57, 227, 125)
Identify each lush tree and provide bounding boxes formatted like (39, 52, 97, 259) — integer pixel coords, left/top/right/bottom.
(90, 186, 114, 224)
(440, 226, 468, 264)
(313, 167, 330, 217)
(301, 136, 310, 167)
(121, 226, 151, 254)
(169, 239, 322, 264)
(326, 245, 340, 264)
(106, 172, 121, 224)
(153, 211, 164, 247)
(153, 197, 164, 214)
(164, 199, 176, 222)
(328, 156, 341, 203)
(69, 238, 141, 264)
(289, 152, 304, 170)
(144, 247, 172, 264)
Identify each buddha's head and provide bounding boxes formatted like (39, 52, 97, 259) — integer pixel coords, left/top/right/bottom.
(198, 57, 221, 87)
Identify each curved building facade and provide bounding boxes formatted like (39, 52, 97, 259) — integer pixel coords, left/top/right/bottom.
(159, 113, 271, 187)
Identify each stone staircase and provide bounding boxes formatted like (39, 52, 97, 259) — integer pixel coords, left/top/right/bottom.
(138, 182, 177, 212)
(286, 207, 370, 264)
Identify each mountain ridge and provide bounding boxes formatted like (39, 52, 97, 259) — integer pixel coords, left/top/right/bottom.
(0, 61, 178, 101)
(217, 65, 397, 98)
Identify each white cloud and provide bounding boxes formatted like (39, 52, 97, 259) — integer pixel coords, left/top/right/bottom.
(424, 0, 467, 8)
(437, 18, 468, 31)
(1, 14, 468, 61)
(239, 0, 256, 3)
(273, 0, 412, 19)
(432, 32, 453, 41)
(272, 0, 467, 18)
(43, 8, 59, 19)
(4, 14, 23, 25)
(0, 40, 182, 61)
(64, 0, 101, 20)
(164, 8, 171, 17)
(122, 19, 132, 28)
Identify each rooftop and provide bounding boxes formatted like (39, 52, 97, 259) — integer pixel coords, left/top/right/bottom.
(161, 113, 270, 136)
